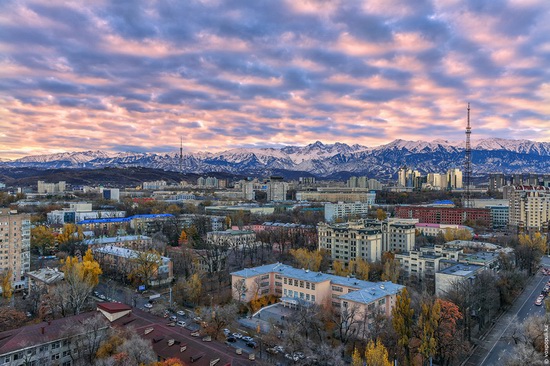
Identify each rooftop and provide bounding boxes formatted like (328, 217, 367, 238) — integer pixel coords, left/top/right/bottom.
(339, 282, 403, 305)
(93, 245, 171, 263)
(27, 267, 64, 284)
(438, 263, 484, 276)
(78, 213, 174, 225)
(82, 235, 151, 245)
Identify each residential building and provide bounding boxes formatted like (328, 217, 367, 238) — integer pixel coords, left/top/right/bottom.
(318, 221, 383, 263)
(324, 201, 371, 222)
(26, 267, 64, 294)
(178, 214, 226, 232)
(489, 173, 506, 191)
(508, 185, 550, 232)
(102, 188, 120, 202)
(297, 191, 376, 203)
(415, 223, 473, 237)
(142, 180, 168, 190)
(266, 177, 288, 201)
(230, 263, 404, 331)
(78, 214, 175, 235)
(82, 235, 153, 251)
(397, 167, 421, 188)
(395, 205, 491, 226)
(206, 229, 256, 249)
(197, 176, 220, 188)
(447, 168, 463, 189)
(93, 246, 173, 286)
(435, 263, 485, 297)
(347, 176, 381, 190)
(37, 180, 66, 194)
(47, 203, 125, 225)
(0, 208, 31, 293)
(486, 205, 509, 229)
(205, 205, 275, 216)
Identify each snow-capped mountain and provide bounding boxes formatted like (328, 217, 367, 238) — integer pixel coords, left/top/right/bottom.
(3, 138, 550, 178)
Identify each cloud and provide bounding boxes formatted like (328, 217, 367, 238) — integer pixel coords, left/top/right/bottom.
(0, 0, 548, 160)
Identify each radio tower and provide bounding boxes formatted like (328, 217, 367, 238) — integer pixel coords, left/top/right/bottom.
(463, 103, 472, 208)
(179, 136, 183, 174)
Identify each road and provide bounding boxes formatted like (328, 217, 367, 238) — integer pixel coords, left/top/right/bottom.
(464, 256, 550, 366)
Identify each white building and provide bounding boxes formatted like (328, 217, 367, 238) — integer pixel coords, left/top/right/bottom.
(508, 185, 550, 232)
(47, 203, 125, 225)
(318, 221, 383, 263)
(435, 263, 484, 297)
(102, 188, 120, 202)
(324, 201, 371, 222)
(37, 181, 66, 194)
(142, 180, 168, 190)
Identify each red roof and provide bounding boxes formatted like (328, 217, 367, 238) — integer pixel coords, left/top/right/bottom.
(97, 302, 132, 313)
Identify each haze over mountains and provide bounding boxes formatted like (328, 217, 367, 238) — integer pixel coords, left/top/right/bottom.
(3, 138, 550, 179)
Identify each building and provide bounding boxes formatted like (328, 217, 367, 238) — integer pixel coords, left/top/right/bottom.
(206, 229, 256, 249)
(26, 267, 64, 294)
(142, 180, 168, 190)
(266, 177, 288, 202)
(297, 191, 376, 203)
(231, 263, 404, 331)
(397, 167, 421, 188)
(82, 235, 153, 251)
(324, 201, 371, 222)
(486, 205, 509, 229)
(347, 177, 381, 190)
(78, 214, 175, 236)
(318, 221, 383, 263)
(508, 185, 550, 232)
(0, 208, 31, 293)
(93, 246, 173, 286)
(102, 188, 120, 202)
(447, 168, 463, 189)
(205, 205, 275, 216)
(197, 177, 219, 188)
(395, 205, 491, 226)
(37, 181, 66, 194)
(415, 223, 473, 237)
(435, 263, 485, 297)
(489, 173, 506, 191)
(47, 203, 125, 225)
(178, 214, 226, 232)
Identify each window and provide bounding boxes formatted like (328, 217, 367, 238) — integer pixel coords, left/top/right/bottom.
(52, 353, 60, 360)
(331, 286, 343, 292)
(311, 295, 315, 301)
(299, 281, 304, 288)
(306, 282, 310, 289)
(311, 284, 315, 290)
(284, 278, 287, 284)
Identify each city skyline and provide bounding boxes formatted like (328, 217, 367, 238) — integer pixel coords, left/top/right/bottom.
(1, 0, 549, 160)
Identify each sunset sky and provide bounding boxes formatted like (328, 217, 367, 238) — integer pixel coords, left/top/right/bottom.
(1, 0, 549, 160)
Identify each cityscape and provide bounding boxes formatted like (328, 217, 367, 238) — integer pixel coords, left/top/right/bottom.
(1, 1, 549, 366)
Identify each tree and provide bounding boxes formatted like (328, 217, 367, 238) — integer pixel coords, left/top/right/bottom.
(31, 225, 56, 255)
(201, 303, 238, 339)
(290, 248, 322, 271)
(0, 307, 26, 331)
(333, 260, 349, 277)
(63, 313, 110, 365)
(184, 273, 203, 305)
(418, 300, 441, 365)
(178, 229, 188, 245)
(376, 209, 388, 221)
(128, 249, 163, 285)
(434, 299, 467, 366)
(382, 258, 400, 283)
(0, 268, 13, 299)
(365, 339, 392, 366)
(392, 288, 414, 366)
(349, 258, 370, 280)
(352, 347, 363, 366)
(516, 233, 547, 276)
(81, 248, 102, 286)
(57, 223, 84, 253)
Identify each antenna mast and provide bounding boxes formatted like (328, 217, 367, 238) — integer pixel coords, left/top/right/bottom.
(179, 136, 183, 174)
(464, 103, 472, 208)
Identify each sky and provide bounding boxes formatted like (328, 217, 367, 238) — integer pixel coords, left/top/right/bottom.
(1, 0, 549, 160)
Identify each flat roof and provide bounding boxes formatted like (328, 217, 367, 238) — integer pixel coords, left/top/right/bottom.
(438, 263, 484, 276)
(82, 235, 151, 245)
(94, 246, 171, 263)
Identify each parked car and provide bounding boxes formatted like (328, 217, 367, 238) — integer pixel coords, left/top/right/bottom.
(535, 295, 544, 306)
(242, 336, 254, 342)
(170, 315, 177, 322)
(190, 331, 201, 337)
(246, 341, 258, 349)
(177, 320, 186, 327)
(226, 336, 237, 343)
(232, 332, 243, 339)
(144, 303, 153, 309)
(223, 328, 231, 335)
(177, 310, 185, 316)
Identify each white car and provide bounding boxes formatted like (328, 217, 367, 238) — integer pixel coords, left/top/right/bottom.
(232, 333, 243, 339)
(535, 295, 544, 306)
(242, 336, 254, 342)
(177, 320, 186, 327)
(144, 303, 153, 309)
(177, 310, 185, 316)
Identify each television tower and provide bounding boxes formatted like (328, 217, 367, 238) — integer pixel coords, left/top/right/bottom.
(179, 136, 183, 174)
(463, 103, 472, 208)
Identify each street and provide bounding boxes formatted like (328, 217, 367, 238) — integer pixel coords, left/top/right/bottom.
(463, 256, 550, 366)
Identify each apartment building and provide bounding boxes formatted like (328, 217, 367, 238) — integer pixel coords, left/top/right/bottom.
(93, 246, 173, 286)
(37, 180, 66, 194)
(318, 222, 383, 263)
(415, 223, 473, 237)
(206, 229, 256, 249)
(27, 267, 64, 294)
(324, 201, 371, 222)
(297, 191, 376, 203)
(231, 263, 404, 321)
(508, 185, 550, 232)
(0, 208, 31, 293)
(435, 263, 485, 297)
(81, 235, 153, 251)
(395, 205, 491, 226)
(78, 214, 174, 235)
(47, 202, 126, 225)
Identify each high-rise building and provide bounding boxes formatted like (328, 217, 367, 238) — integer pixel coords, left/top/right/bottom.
(447, 168, 463, 189)
(397, 167, 421, 188)
(267, 177, 288, 201)
(508, 185, 550, 233)
(37, 180, 66, 194)
(489, 173, 506, 191)
(0, 208, 31, 293)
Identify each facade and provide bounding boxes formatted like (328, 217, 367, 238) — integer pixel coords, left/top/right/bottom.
(142, 180, 168, 190)
(266, 178, 288, 202)
(324, 201, 371, 222)
(93, 246, 173, 285)
(37, 181, 66, 194)
(508, 185, 550, 232)
(318, 222, 383, 263)
(435, 263, 485, 297)
(397, 167, 421, 188)
(487, 205, 509, 229)
(297, 191, 376, 203)
(81, 235, 153, 251)
(415, 223, 473, 237)
(0, 208, 31, 293)
(102, 188, 120, 202)
(231, 263, 404, 322)
(47, 205, 125, 225)
(489, 173, 506, 191)
(206, 229, 256, 249)
(395, 205, 491, 226)
(78, 214, 175, 235)
(197, 176, 219, 188)
(348, 177, 383, 190)
(26, 267, 64, 294)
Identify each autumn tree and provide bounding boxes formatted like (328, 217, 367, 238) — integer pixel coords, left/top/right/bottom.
(57, 223, 84, 253)
(434, 299, 467, 366)
(30, 225, 56, 255)
(333, 260, 349, 277)
(290, 248, 322, 271)
(178, 229, 188, 245)
(516, 232, 547, 276)
(382, 257, 400, 283)
(0, 268, 13, 299)
(443, 228, 473, 242)
(365, 339, 392, 366)
(128, 249, 163, 285)
(201, 303, 238, 340)
(184, 273, 203, 305)
(376, 208, 388, 221)
(352, 347, 363, 366)
(63, 313, 110, 365)
(418, 300, 441, 365)
(0, 307, 26, 331)
(392, 288, 414, 366)
(349, 258, 370, 280)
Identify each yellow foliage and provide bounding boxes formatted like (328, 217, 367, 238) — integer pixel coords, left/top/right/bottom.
(332, 260, 349, 277)
(61, 249, 102, 286)
(0, 269, 13, 299)
(290, 248, 322, 271)
(352, 347, 363, 366)
(57, 224, 83, 245)
(349, 258, 370, 281)
(376, 208, 387, 221)
(519, 232, 547, 253)
(365, 339, 392, 366)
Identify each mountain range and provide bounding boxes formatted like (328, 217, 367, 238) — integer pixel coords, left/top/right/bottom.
(3, 138, 550, 179)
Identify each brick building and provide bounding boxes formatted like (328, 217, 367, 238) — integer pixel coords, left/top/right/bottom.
(395, 206, 491, 226)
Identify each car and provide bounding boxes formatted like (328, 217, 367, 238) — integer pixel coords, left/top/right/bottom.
(177, 310, 185, 316)
(193, 316, 202, 323)
(266, 347, 278, 354)
(190, 331, 201, 337)
(98, 294, 106, 300)
(223, 328, 231, 335)
(144, 303, 153, 309)
(246, 341, 258, 349)
(242, 336, 254, 342)
(275, 346, 284, 353)
(295, 352, 305, 359)
(170, 315, 177, 322)
(226, 336, 237, 343)
(93, 291, 99, 296)
(535, 295, 544, 306)
(177, 320, 186, 327)
(232, 333, 243, 339)
(285, 353, 300, 362)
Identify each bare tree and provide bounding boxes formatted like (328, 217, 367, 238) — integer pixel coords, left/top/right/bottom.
(63, 313, 110, 366)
